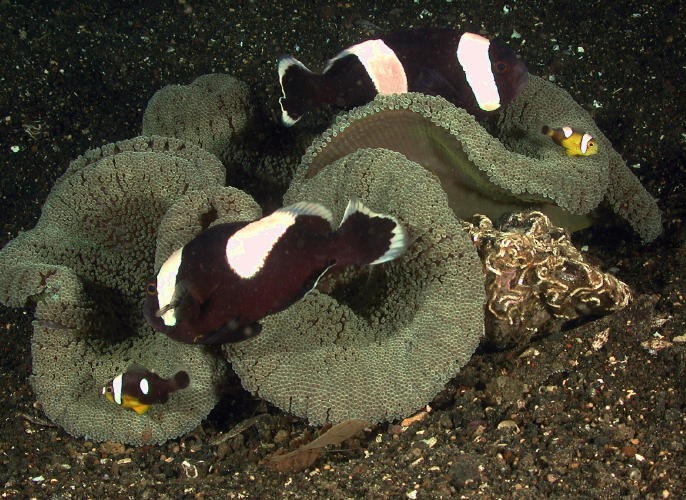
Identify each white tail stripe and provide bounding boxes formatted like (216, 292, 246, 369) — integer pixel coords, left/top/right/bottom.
(371, 218, 409, 264)
(341, 198, 409, 265)
(278, 56, 311, 126)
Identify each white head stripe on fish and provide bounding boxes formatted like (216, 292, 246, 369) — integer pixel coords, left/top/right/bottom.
(331, 39, 408, 95)
(580, 133, 593, 154)
(139, 378, 150, 395)
(562, 126, 574, 138)
(156, 247, 183, 327)
(457, 32, 500, 111)
(226, 210, 298, 279)
(112, 374, 123, 405)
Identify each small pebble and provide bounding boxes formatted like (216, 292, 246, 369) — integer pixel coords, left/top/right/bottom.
(497, 420, 519, 432)
(99, 441, 126, 456)
(438, 413, 454, 429)
(273, 429, 289, 444)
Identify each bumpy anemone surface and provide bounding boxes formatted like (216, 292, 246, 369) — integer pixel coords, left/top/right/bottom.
(224, 148, 486, 425)
(0, 136, 229, 444)
(297, 75, 660, 241)
(142, 73, 251, 160)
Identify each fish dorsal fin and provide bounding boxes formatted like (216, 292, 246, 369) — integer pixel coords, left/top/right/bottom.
(281, 202, 334, 227)
(126, 363, 147, 374)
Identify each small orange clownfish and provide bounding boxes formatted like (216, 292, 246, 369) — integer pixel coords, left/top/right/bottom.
(542, 125, 598, 156)
(102, 365, 190, 414)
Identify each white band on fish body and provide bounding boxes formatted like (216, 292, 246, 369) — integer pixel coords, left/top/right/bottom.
(226, 211, 297, 279)
(327, 39, 408, 95)
(139, 378, 150, 395)
(457, 32, 500, 111)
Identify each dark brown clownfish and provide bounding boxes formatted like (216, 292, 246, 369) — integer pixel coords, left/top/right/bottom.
(144, 199, 409, 345)
(278, 27, 529, 126)
(102, 365, 190, 415)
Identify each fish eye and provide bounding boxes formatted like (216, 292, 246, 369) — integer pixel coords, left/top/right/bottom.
(494, 61, 509, 73)
(146, 282, 157, 295)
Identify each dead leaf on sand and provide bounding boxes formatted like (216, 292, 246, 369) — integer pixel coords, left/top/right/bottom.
(265, 420, 368, 473)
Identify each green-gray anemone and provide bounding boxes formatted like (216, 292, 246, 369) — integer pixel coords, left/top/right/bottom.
(224, 148, 486, 425)
(0, 136, 230, 445)
(296, 75, 661, 242)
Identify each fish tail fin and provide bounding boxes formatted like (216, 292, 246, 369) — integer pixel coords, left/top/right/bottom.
(173, 370, 190, 390)
(333, 197, 409, 267)
(278, 55, 326, 126)
(541, 125, 553, 136)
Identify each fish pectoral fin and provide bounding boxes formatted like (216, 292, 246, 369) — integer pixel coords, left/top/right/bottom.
(200, 319, 263, 344)
(132, 404, 151, 415)
(121, 394, 150, 414)
(156, 302, 175, 318)
(162, 279, 204, 321)
(240, 321, 262, 339)
(414, 67, 460, 101)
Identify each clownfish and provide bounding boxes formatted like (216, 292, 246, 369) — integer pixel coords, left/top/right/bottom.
(144, 199, 409, 345)
(541, 125, 598, 156)
(102, 365, 190, 414)
(278, 27, 529, 126)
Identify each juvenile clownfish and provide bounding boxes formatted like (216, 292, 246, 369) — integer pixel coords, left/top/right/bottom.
(541, 125, 598, 156)
(277, 27, 529, 126)
(144, 198, 409, 345)
(102, 365, 190, 415)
